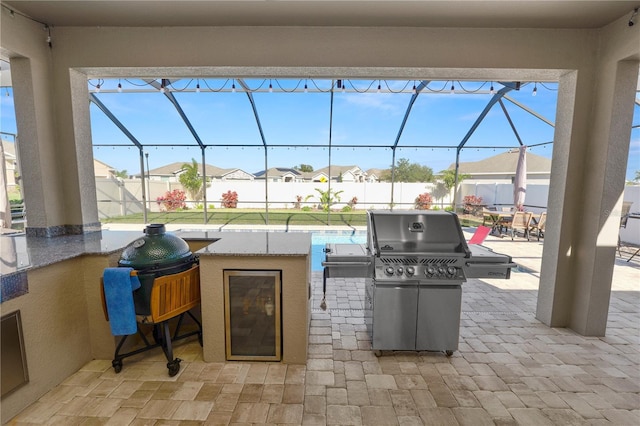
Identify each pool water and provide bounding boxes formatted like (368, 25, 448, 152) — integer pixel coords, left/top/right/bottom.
(311, 231, 366, 271)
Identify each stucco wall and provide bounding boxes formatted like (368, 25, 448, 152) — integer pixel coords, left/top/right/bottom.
(199, 254, 310, 364)
(1, 258, 95, 423)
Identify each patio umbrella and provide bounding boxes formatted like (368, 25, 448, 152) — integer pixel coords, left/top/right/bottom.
(0, 140, 11, 229)
(513, 145, 527, 211)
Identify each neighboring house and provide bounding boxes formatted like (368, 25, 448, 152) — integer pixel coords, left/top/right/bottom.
(254, 167, 303, 182)
(138, 162, 254, 182)
(447, 149, 552, 184)
(93, 158, 117, 179)
(310, 165, 368, 182)
(2, 139, 16, 188)
(365, 168, 383, 183)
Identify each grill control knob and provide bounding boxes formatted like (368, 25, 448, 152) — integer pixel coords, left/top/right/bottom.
(425, 266, 436, 276)
(438, 266, 446, 275)
(397, 267, 404, 275)
(406, 266, 415, 276)
(385, 266, 395, 276)
(447, 266, 457, 276)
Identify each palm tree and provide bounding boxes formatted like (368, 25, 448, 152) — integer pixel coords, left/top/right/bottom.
(179, 159, 204, 202)
(439, 169, 470, 207)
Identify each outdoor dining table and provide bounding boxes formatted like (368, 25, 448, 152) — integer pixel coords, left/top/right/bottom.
(482, 209, 513, 236)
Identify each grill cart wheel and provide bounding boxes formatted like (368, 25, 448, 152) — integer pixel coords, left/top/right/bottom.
(167, 358, 181, 376)
(374, 350, 382, 357)
(445, 350, 453, 357)
(112, 360, 123, 373)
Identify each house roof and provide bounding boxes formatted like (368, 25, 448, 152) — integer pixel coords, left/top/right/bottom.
(148, 162, 244, 178)
(94, 158, 115, 170)
(253, 167, 302, 178)
(313, 165, 363, 177)
(365, 168, 385, 178)
(448, 150, 552, 175)
(1, 140, 15, 159)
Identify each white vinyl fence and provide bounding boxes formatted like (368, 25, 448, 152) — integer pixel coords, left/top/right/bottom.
(458, 183, 550, 214)
(96, 179, 452, 216)
(96, 177, 640, 246)
(204, 181, 450, 210)
(96, 178, 183, 218)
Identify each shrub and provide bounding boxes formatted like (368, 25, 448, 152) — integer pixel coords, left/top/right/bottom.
(294, 195, 303, 209)
(301, 206, 312, 212)
(341, 205, 352, 212)
(221, 190, 239, 208)
(463, 195, 484, 215)
(414, 192, 433, 210)
(156, 189, 186, 211)
(444, 206, 454, 212)
(348, 196, 358, 208)
(305, 188, 343, 212)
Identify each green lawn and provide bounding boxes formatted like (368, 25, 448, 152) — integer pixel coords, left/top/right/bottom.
(102, 209, 484, 228)
(102, 209, 369, 227)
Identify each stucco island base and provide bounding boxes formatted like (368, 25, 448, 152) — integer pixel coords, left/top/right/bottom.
(197, 232, 311, 364)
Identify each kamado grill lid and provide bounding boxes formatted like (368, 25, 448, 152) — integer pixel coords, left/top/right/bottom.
(119, 224, 192, 269)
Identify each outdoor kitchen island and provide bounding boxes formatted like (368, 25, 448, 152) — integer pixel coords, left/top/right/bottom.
(195, 232, 311, 364)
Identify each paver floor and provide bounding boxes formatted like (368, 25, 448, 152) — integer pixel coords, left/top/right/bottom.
(9, 233, 640, 425)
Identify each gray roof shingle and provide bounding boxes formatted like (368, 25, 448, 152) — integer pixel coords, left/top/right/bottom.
(448, 150, 551, 175)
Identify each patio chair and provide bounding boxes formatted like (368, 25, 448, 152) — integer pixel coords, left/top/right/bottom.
(504, 211, 533, 240)
(468, 225, 491, 245)
(529, 212, 547, 241)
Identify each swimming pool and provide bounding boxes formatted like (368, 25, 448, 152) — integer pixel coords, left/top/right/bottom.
(311, 231, 366, 271)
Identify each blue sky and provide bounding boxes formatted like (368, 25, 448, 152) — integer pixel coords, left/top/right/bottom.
(1, 78, 639, 180)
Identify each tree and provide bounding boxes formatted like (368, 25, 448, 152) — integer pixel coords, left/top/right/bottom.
(179, 158, 204, 201)
(635, 170, 640, 182)
(294, 164, 314, 172)
(439, 169, 470, 191)
(115, 169, 128, 179)
(438, 169, 470, 208)
(379, 158, 434, 182)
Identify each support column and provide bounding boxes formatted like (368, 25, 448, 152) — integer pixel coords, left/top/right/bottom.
(69, 69, 100, 233)
(11, 57, 61, 235)
(537, 60, 639, 336)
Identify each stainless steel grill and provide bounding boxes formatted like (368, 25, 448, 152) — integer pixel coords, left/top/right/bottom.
(323, 210, 515, 356)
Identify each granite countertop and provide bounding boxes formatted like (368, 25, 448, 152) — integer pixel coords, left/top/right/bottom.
(196, 231, 311, 256)
(0, 230, 144, 276)
(0, 228, 311, 304)
(0, 229, 311, 277)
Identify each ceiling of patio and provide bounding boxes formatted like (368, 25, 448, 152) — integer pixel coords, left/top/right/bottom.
(3, 0, 639, 29)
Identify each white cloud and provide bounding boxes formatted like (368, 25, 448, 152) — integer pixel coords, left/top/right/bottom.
(340, 93, 404, 114)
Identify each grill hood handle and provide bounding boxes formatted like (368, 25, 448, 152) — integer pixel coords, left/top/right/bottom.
(322, 261, 372, 267)
(465, 262, 518, 269)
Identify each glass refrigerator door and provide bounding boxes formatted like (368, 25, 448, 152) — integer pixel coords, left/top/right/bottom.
(223, 270, 282, 361)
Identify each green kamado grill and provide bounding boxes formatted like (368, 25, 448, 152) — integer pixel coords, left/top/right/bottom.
(112, 223, 200, 377)
(119, 223, 198, 316)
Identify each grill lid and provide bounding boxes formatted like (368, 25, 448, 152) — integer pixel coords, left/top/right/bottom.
(119, 224, 192, 269)
(367, 210, 470, 256)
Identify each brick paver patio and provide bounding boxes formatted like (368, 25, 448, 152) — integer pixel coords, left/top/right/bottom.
(9, 232, 640, 425)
